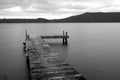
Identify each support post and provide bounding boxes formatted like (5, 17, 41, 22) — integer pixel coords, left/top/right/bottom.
(63, 30, 65, 44)
(23, 42, 26, 51)
(27, 35, 30, 40)
(26, 55, 31, 80)
(64, 32, 68, 45)
(25, 29, 30, 40)
(25, 29, 28, 40)
(26, 55, 30, 69)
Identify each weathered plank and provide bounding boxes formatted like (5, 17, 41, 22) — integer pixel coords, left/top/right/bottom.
(25, 37, 86, 80)
(41, 35, 69, 39)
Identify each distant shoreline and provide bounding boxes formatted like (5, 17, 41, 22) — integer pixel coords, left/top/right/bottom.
(1, 21, 120, 23)
(1, 12, 120, 23)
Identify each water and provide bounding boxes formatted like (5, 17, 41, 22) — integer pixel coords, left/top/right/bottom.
(0, 24, 28, 80)
(0, 23, 120, 80)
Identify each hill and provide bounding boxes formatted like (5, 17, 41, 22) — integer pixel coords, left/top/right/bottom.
(51, 12, 120, 22)
(1, 12, 120, 23)
(0, 18, 49, 23)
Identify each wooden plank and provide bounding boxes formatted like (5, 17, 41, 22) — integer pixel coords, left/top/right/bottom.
(40, 35, 69, 39)
(25, 37, 86, 80)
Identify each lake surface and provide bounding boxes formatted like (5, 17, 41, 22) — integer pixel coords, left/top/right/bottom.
(0, 23, 120, 80)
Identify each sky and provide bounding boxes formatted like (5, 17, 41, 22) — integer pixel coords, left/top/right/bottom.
(0, 0, 120, 19)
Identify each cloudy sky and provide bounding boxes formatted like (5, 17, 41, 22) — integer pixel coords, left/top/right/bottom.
(0, 0, 120, 19)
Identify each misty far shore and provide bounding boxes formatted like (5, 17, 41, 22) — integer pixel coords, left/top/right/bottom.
(1, 12, 120, 23)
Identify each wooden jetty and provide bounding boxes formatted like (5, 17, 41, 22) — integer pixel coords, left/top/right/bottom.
(23, 31, 86, 80)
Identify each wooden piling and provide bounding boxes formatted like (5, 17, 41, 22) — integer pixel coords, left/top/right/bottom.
(23, 42, 26, 51)
(26, 55, 31, 80)
(26, 55, 30, 69)
(64, 32, 68, 45)
(25, 29, 28, 40)
(63, 30, 65, 45)
(62, 31, 68, 45)
(24, 30, 32, 80)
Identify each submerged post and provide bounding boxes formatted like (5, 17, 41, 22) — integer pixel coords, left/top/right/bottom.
(26, 54, 31, 80)
(23, 30, 31, 80)
(23, 42, 26, 51)
(64, 32, 68, 45)
(63, 30, 65, 44)
(25, 29, 28, 40)
(23, 30, 28, 51)
(63, 31, 68, 45)
(27, 35, 30, 40)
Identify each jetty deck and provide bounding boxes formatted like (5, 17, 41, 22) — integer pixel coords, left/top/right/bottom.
(24, 35, 86, 80)
(41, 35, 69, 39)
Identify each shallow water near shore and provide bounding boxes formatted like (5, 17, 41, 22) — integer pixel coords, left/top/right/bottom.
(0, 23, 120, 80)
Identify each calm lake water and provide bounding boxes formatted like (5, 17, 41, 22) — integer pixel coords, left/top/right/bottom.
(0, 23, 120, 80)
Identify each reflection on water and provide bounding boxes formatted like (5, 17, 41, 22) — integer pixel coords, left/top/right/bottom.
(0, 23, 120, 80)
(48, 42, 69, 59)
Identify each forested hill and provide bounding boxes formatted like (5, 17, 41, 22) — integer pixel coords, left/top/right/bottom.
(0, 18, 49, 23)
(1, 12, 120, 23)
(51, 12, 120, 22)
